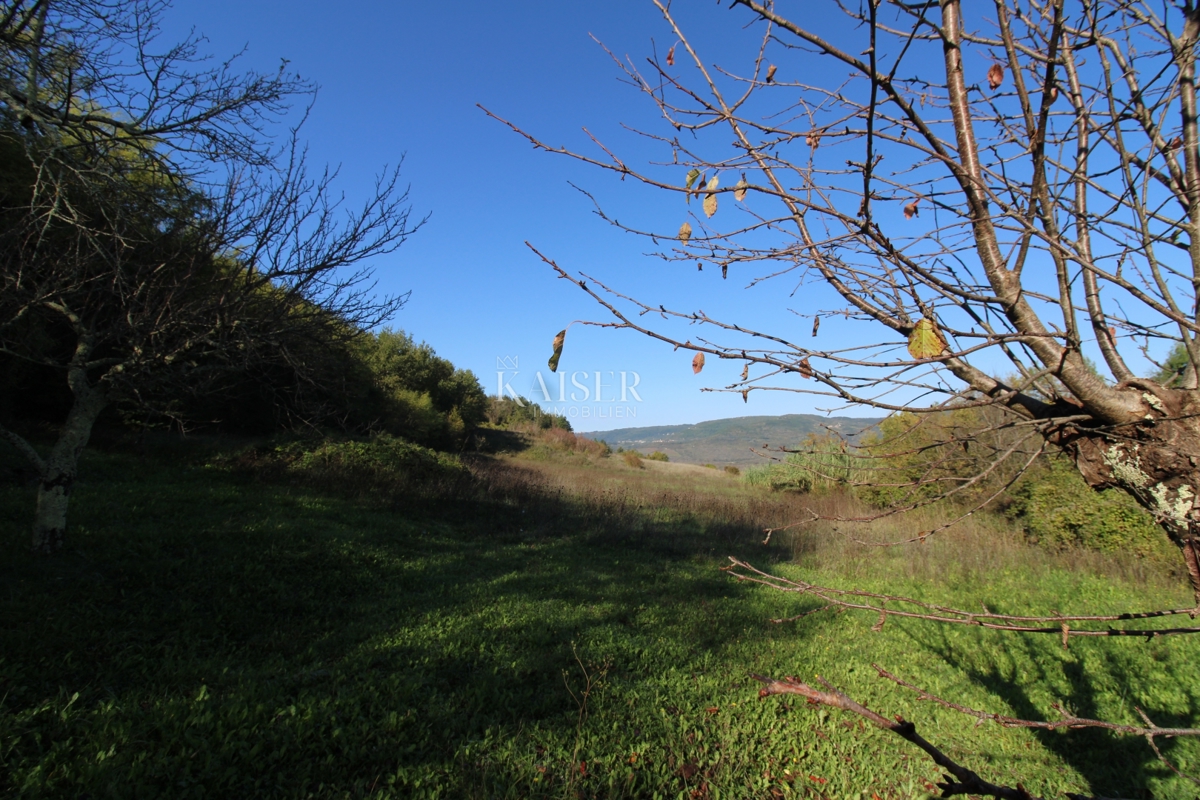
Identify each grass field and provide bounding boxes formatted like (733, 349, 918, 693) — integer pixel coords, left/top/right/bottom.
(2, 433, 1199, 798)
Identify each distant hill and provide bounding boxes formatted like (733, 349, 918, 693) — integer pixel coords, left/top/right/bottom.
(580, 414, 882, 468)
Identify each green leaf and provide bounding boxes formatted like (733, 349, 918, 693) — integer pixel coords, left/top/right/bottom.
(685, 168, 701, 190)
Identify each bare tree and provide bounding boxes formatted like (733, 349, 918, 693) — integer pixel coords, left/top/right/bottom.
(491, 0, 1200, 793)
(0, 0, 418, 553)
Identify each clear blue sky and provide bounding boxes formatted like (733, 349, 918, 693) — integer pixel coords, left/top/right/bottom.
(158, 1, 1158, 431)
(156, 0, 854, 431)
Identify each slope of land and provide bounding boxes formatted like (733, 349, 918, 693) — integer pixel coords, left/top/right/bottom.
(2, 434, 1194, 798)
(581, 413, 882, 466)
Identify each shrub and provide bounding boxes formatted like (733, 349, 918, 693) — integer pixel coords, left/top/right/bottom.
(703, 463, 716, 469)
(724, 465, 740, 476)
(647, 451, 669, 462)
(1007, 458, 1174, 561)
(622, 451, 644, 469)
(230, 434, 469, 498)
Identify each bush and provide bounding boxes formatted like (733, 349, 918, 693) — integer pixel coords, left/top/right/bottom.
(1007, 458, 1174, 561)
(486, 395, 571, 431)
(724, 465, 740, 476)
(647, 451, 669, 462)
(229, 434, 469, 498)
(622, 451, 644, 469)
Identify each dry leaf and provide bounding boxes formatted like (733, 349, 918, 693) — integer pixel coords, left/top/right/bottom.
(741, 389, 749, 403)
(679, 221, 692, 243)
(812, 317, 820, 337)
(692, 352, 705, 374)
(903, 199, 919, 220)
(806, 130, 821, 149)
(765, 64, 777, 83)
(548, 329, 567, 372)
(798, 357, 812, 378)
(703, 175, 719, 218)
(734, 174, 748, 202)
(907, 317, 947, 359)
(666, 44, 675, 67)
(987, 62, 1004, 90)
(721, 263, 728, 279)
(740, 363, 749, 381)
(1047, 85, 1058, 102)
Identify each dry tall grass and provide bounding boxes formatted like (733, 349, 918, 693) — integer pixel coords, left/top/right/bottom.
(474, 434, 1181, 589)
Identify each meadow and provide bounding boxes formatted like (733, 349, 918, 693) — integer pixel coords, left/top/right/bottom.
(1, 430, 1198, 798)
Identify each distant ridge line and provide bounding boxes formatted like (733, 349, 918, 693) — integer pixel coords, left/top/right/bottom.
(579, 413, 881, 468)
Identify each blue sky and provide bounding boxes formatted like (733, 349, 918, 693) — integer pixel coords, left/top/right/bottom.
(156, 1, 1174, 431)
(157, 0, 858, 431)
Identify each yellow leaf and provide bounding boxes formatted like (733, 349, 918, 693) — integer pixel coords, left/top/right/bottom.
(692, 352, 705, 374)
(679, 221, 692, 243)
(734, 174, 748, 202)
(549, 329, 567, 372)
(703, 175, 719, 219)
(907, 317, 947, 360)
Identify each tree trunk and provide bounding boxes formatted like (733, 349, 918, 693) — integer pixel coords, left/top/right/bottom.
(31, 380, 106, 554)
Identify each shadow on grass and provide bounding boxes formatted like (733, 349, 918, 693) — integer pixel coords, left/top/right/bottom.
(0, 445, 808, 798)
(909, 619, 1200, 797)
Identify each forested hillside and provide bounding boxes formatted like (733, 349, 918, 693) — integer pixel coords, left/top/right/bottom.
(582, 414, 880, 467)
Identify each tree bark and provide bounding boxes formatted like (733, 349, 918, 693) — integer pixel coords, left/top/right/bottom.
(1051, 382, 1200, 602)
(30, 376, 106, 554)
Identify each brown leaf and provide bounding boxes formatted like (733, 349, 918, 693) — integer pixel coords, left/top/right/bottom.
(549, 329, 567, 372)
(741, 389, 749, 403)
(798, 357, 812, 378)
(740, 363, 749, 381)
(811, 317, 820, 337)
(692, 352, 705, 374)
(667, 44, 676, 67)
(1048, 84, 1058, 102)
(765, 64, 777, 83)
(903, 199, 919, 220)
(806, 130, 821, 149)
(721, 263, 728, 279)
(679, 221, 692, 243)
(987, 62, 1004, 91)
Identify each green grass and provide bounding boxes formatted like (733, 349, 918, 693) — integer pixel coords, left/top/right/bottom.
(1, 439, 1199, 798)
